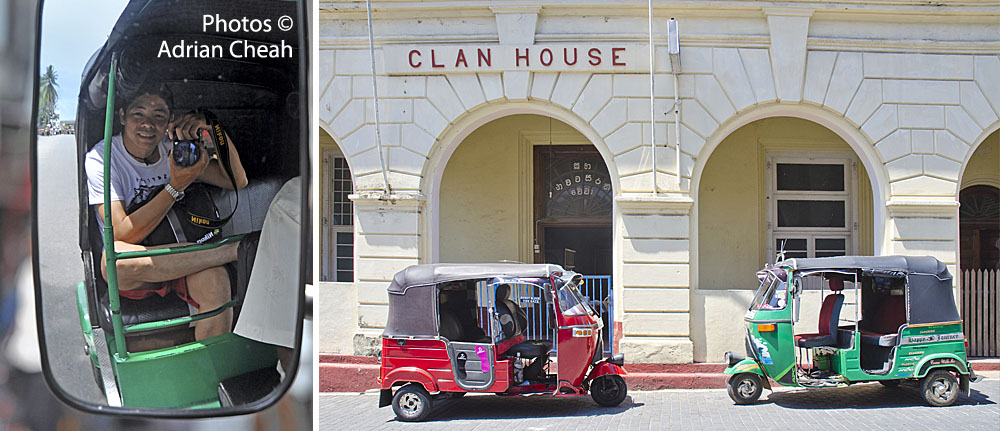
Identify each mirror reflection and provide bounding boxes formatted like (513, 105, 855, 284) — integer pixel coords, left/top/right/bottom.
(36, 0, 306, 411)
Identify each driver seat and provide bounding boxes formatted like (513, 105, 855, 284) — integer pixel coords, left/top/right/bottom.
(495, 285, 551, 376)
(795, 278, 845, 348)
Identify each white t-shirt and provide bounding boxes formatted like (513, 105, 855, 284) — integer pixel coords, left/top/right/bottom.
(85, 133, 172, 212)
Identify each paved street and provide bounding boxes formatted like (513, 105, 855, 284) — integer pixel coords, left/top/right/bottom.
(319, 380, 1000, 430)
(36, 134, 104, 403)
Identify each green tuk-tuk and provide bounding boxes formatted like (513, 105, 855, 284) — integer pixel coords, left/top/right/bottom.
(724, 256, 983, 407)
(72, 0, 305, 409)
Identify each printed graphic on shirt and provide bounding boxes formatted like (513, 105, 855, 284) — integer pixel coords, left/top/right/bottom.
(130, 174, 169, 208)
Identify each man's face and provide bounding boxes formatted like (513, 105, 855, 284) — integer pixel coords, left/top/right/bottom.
(119, 93, 170, 151)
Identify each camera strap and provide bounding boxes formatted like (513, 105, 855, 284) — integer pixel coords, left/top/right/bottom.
(180, 110, 239, 231)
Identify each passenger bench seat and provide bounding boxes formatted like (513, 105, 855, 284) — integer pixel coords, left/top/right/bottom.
(861, 295, 905, 347)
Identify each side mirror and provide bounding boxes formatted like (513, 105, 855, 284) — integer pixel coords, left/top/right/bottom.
(542, 288, 555, 305)
(33, 0, 310, 416)
(793, 290, 801, 323)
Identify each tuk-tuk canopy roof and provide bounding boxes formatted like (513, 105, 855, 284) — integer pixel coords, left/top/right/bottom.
(779, 255, 959, 325)
(383, 263, 564, 339)
(387, 263, 565, 295)
(780, 255, 944, 275)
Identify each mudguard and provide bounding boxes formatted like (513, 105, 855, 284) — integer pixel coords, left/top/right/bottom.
(380, 367, 439, 394)
(914, 354, 968, 378)
(588, 361, 627, 380)
(724, 357, 764, 376)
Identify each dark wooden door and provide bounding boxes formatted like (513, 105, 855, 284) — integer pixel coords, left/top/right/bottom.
(533, 145, 612, 275)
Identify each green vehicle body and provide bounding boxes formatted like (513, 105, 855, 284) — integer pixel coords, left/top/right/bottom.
(77, 281, 276, 408)
(724, 256, 979, 403)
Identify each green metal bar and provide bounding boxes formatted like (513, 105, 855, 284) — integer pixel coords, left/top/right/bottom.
(115, 234, 243, 260)
(124, 299, 238, 333)
(102, 53, 128, 359)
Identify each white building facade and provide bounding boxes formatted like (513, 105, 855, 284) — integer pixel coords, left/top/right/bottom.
(317, 0, 1000, 362)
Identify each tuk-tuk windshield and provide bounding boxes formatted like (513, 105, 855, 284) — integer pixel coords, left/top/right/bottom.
(555, 273, 594, 316)
(750, 271, 787, 311)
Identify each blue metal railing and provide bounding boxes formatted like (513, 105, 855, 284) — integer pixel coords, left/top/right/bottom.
(580, 275, 614, 355)
(476, 275, 614, 355)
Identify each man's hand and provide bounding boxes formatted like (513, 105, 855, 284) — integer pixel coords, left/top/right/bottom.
(167, 111, 209, 141)
(167, 110, 248, 190)
(166, 111, 212, 191)
(169, 141, 210, 191)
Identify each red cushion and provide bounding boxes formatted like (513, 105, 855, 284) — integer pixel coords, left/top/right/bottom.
(818, 295, 839, 336)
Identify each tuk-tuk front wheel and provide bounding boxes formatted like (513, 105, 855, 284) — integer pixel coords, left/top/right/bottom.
(391, 385, 433, 422)
(727, 373, 763, 405)
(920, 370, 959, 407)
(590, 375, 628, 407)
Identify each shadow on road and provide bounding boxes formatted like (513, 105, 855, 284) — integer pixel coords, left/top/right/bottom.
(759, 382, 995, 410)
(394, 394, 643, 423)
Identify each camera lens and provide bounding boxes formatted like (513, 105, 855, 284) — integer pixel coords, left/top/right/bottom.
(172, 140, 200, 167)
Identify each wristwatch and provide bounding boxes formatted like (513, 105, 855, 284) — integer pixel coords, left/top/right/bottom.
(164, 183, 185, 202)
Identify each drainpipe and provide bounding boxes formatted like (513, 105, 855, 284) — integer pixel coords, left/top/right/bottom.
(648, 0, 658, 194)
(668, 18, 682, 188)
(366, 0, 391, 196)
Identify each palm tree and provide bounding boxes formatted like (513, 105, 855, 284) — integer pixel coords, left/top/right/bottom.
(38, 65, 59, 129)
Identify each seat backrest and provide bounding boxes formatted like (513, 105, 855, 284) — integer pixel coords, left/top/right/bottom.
(818, 293, 845, 336)
(439, 310, 463, 341)
(495, 284, 522, 338)
(872, 295, 906, 334)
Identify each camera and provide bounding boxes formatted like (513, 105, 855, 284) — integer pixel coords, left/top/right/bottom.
(172, 129, 218, 167)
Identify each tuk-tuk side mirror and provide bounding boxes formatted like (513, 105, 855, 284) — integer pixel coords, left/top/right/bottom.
(792, 279, 802, 322)
(542, 288, 554, 304)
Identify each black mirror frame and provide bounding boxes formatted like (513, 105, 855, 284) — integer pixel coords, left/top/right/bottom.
(30, 0, 312, 418)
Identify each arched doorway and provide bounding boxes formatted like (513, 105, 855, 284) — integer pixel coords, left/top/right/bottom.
(698, 117, 876, 290)
(438, 114, 612, 275)
(958, 129, 999, 357)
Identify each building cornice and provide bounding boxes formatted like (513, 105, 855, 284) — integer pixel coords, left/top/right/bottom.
(319, 34, 997, 56)
(885, 199, 959, 218)
(616, 194, 694, 215)
(350, 192, 426, 209)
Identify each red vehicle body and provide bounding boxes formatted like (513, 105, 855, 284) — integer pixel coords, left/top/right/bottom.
(377, 264, 627, 421)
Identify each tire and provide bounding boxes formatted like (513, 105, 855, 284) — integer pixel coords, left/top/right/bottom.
(590, 375, 628, 407)
(391, 385, 433, 422)
(727, 373, 763, 405)
(920, 369, 959, 407)
(878, 379, 901, 388)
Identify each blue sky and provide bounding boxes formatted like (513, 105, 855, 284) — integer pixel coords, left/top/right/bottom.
(40, 0, 128, 119)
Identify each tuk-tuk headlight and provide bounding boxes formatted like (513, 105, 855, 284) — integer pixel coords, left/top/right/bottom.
(572, 328, 593, 338)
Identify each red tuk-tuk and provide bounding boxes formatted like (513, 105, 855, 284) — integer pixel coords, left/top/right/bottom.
(377, 263, 627, 421)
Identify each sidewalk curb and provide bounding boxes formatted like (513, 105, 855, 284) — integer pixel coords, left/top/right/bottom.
(318, 355, 999, 393)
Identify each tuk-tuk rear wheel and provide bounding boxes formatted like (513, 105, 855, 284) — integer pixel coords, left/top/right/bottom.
(727, 373, 763, 405)
(920, 370, 959, 407)
(590, 375, 628, 407)
(391, 385, 433, 422)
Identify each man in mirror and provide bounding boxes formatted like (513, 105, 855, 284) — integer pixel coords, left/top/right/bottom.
(84, 82, 248, 341)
